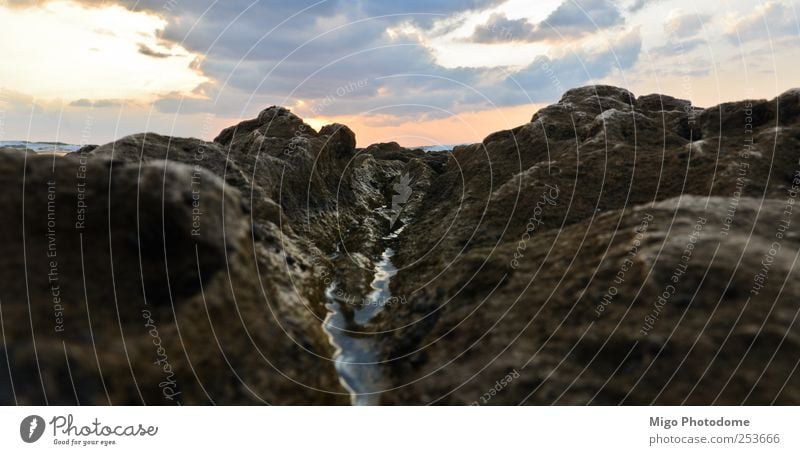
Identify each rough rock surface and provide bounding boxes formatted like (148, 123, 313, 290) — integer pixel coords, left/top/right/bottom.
(0, 149, 346, 404)
(2, 85, 800, 405)
(379, 85, 800, 404)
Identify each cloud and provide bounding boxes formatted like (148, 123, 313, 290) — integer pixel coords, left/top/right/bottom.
(0, 1, 207, 101)
(546, 0, 624, 30)
(499, 27, 642, 103)
(69, 99, 126, 108)
(724, 1, 799, 44)
(92, 0, 506, 57)
(149, 25, 644, 133)
(470, 13, 538, 43)
(648, 37, 706, 57)
(1, 0, 642, 145)
(469, 0, 625, 43)
(11, 0, 512, 128)
(137, 44, 172, 58)
(138, 0, 641, 127)
(664, 11, 711, 39)
(640, 10, 711, 68)
(627, 0, 662, 13)
(5, 0, 633, 121)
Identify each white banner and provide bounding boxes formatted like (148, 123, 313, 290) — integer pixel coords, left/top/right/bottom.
(0, 407, 797, 454)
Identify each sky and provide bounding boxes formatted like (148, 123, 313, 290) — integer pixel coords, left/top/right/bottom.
(0, 0, 798, 147)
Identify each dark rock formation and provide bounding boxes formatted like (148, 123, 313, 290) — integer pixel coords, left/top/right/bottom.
(377, 85, 800, 404)
(0, 148, 346, 404)
(2, 85, 800, 405)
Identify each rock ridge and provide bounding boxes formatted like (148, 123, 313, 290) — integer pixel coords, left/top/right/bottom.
(2, 84, 799, 404)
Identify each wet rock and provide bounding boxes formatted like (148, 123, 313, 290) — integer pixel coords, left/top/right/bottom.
(0, 150, 347, 405)
(559, 84, 636, 110)
(636, 93, 692, 112)
(381, 197, 800, 404)
(379, 85, 800, 405)
(215, 106, 310, 148)
(74, 144, 98, 154)
(777, 88, 800, 125)
(320, 123, 357, 157)
(3, 84, 800, 406)
(698, 99, 773, 139)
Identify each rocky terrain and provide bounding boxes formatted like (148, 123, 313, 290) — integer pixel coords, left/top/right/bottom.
(1, 85, 799, 405)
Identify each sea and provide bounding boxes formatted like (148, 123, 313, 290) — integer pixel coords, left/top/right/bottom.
(1, 141, 459, 154)
(0, 141, 81, 153)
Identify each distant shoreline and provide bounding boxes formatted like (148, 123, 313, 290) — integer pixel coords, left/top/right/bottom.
(1, 140, 92, 153)
(0, 140, 456, 153)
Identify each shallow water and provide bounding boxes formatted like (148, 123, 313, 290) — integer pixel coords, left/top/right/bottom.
(322, 231, 402, 405)
(323, 283, 385, 406)
(354, 248, 398, 325)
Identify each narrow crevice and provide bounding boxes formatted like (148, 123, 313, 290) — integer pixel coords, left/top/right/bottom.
(322, 228, 402, 405)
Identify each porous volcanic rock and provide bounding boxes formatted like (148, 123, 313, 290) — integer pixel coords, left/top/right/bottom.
(3, 85, 800, 405)
(0, 149, 347, 404)
(378, 85, 800, 404)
